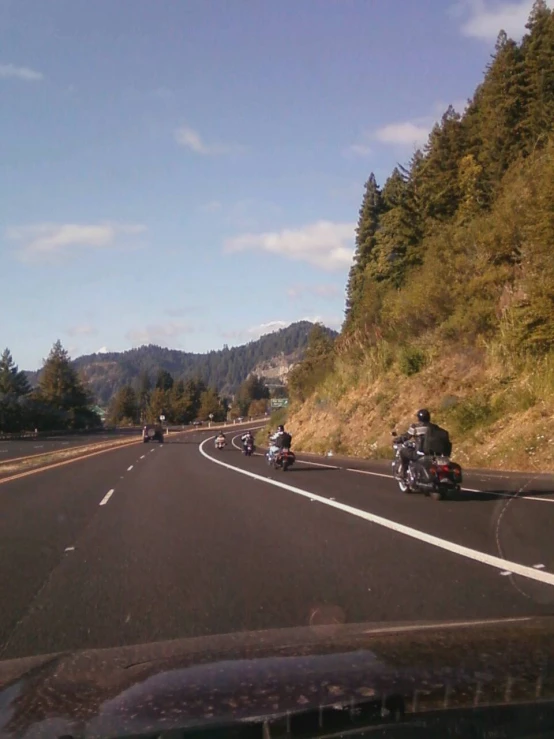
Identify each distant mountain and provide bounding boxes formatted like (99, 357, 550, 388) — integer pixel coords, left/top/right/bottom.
(26, 322, 338, 405)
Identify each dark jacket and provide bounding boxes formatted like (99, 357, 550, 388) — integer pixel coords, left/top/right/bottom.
(401, 422, 430, 454)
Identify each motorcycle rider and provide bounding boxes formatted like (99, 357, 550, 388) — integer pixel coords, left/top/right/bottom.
(241, 430, 255, 448)
(397, 409, 432, 479)
(268, 424, 291, 461)
(215, 431, 226, 447)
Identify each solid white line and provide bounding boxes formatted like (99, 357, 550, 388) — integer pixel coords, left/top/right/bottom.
(99, 489, 114, 506)
(199, 437, 554, 587)
(361, 616, 531, 636)
(345, 467, 554, 503)
(346, 467, 393, 480)
(127, 465, 133, 471)
(297, 459, 340, 469)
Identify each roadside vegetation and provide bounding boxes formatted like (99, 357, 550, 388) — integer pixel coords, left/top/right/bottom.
(284, 3, 554, 471)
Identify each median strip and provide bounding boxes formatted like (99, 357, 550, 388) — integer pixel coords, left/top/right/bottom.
(0, 436, 142, 485)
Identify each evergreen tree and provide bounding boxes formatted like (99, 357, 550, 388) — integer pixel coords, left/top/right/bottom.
(108, 385, 139, 425)
(38, 341, 99, 429)
(155, 368, 174, 391)
(146, 387, 169, 424)
(521, 1, 554, 150)
(137, 370, 151, 418)
(198, 387, 224, 421)
(0, 349, 30, 396)
(344, 174, 382, 324)
(0, 348, 31, 432)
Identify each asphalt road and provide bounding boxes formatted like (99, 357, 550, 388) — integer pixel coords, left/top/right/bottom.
(1, 427, 553, 662)
(0, 430, 142, 461)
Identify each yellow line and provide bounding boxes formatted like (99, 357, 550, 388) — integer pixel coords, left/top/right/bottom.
(0, 438, 144, 486)
(0, 435, 141, 466)
(0, 420, 261, 486)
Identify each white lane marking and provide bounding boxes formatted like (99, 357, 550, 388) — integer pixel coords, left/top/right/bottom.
(99, 489, 114, 506)
(231, 432, 339, 468)
(33, 445, 44, 449)
(140, 455, 145, 459)
(199, 437, 554, 587)
(150, 449, 155, 453)
(0, 450, 7, 453)
(360, 617, 531, 635)
(297, 459, 339, 469)
(64, 546, 75, 552)
(534, 564, 546, 569)
(127, 465, 134, 471)
(346, 467, 554, 503)
(346, 467, 394, 480)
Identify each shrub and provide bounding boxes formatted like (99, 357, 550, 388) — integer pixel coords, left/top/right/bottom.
(398, 347, 427, 376)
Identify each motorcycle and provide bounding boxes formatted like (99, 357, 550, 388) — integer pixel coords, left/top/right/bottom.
(243, 440, 255, 456)
(267, 448, 296, 472)
(215, 437, 226, 451)
(391, 433, 462, 500)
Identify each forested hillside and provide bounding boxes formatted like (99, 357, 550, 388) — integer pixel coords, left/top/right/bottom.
(25, 321, 337, 405)
(286, 2, 554, 471)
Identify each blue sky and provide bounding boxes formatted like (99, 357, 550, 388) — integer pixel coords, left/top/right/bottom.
(1, 0, 546, 369)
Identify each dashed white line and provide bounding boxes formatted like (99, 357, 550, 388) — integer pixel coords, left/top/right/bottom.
(199, 436, 554, 588)
(346, 467, 392, 480)
(33, 445, 44, 449)
(64, 546, 75, 552)
(140, 455, 145, 459)
(127, 465, 134, 471)
(297, 459, 339, 470)
(99, 489, 114, 506)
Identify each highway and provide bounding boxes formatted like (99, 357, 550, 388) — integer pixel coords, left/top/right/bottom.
(0, 430, 141, 462)
(0, 427, 553, 662)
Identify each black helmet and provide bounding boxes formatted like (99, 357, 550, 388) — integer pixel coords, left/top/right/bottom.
(278, 424, 285, 432)
(417, 408, 431, 423)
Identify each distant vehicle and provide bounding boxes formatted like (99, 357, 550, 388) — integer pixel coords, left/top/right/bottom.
(142, 424, 164, 444)
(192, 420, 203, 426)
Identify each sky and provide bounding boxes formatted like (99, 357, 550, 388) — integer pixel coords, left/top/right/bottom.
(1, 0, 548, 369)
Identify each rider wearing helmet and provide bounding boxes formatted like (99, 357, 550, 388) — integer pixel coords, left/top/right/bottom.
(241, 429, 255, 446)
(268, 424, 291, 458)
(398, 409, 432, 477)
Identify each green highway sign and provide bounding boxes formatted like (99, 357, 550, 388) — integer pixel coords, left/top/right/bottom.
(270, 398, 289, 409)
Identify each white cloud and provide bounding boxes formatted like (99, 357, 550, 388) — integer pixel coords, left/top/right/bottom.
(7, 222, 146, 262)
(454, 0, 551, 41)
(174, 124, 244, 156)
(375, 121, 431, 147)
(97, 346, 109, 354)
(126, 321, 194, 346)
(224, 220, 355, 272)
(287, 284, 341, 300)
(66, 324, 98, 337)
(0, 63, 43, 81)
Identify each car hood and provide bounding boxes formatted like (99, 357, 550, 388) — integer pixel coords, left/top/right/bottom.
(1, 616, 553, 738)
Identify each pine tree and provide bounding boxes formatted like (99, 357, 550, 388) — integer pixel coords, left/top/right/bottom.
(344, 174, 382, 324)
(520, 0, 554, 150)
(0, 348, 31, 432)
(137, 370, 151, 417)
(108, 385, 139, 425)
(38, 340, 98, 429)
(0, 348, 30, 396)
(155, 368, 174, 391)
(198, 387, 224, 421)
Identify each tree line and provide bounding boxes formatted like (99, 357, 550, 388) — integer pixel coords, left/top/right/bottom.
(340, 0, 554, 357)
(288, 0, 554, 407)
(107, 371, 272, 426)
(0, 342, 101, 433)
(0, 341, 275, 433)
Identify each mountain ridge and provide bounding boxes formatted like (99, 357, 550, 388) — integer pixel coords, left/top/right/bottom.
(25, 321, 338, 405)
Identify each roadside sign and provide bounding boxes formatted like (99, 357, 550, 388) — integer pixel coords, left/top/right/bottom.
(159, 415, 166, 421)
(270, 398, 289, 409)
(209, 413, 214, 420)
